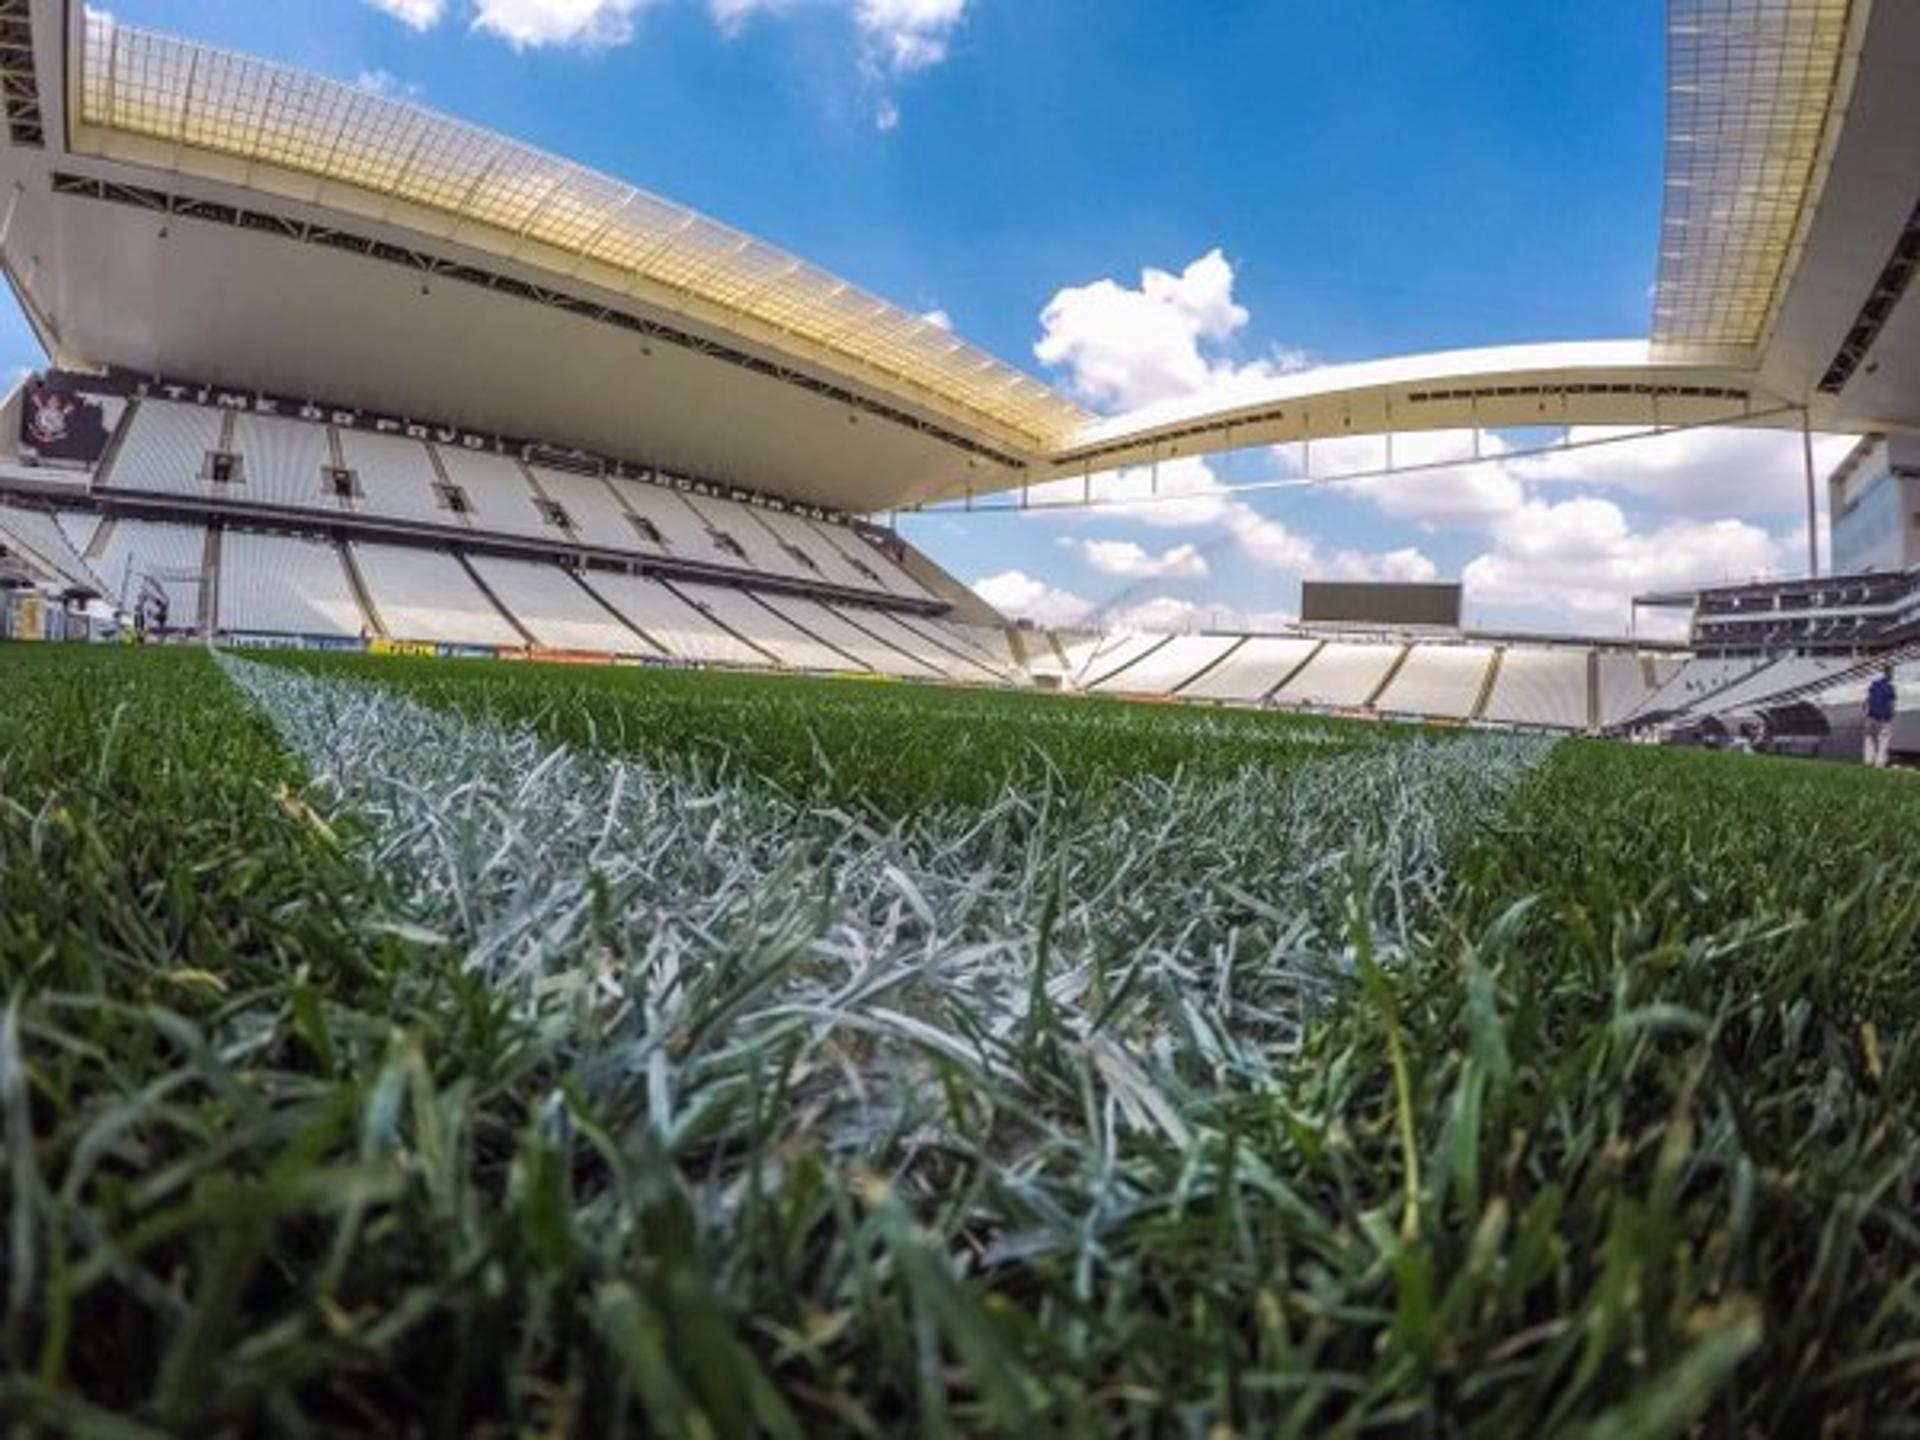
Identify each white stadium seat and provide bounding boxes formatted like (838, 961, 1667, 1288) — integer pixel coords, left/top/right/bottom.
(218, 531, 364, 638)
(810, 521, 934, 600)
(757, 594, 941, 677)
(606, 478, 747, 569)
(340, 431, 463, 527)
(751, 507, 887, 594)
(1704, 656, 1854, 715)
(1180, 636, 1321, 702)
(1274, 641, 1405, 709)
(468, 557, 658, 655)
(681, 493, 814, 582)
(352, 543, 523, 647)
(1091, 634, 1242, 694)
(436, 449, 558, 542)
(1598, 654, 1672, 725)
(1622, 654, 1762, 722)
(230, 413, 335, 511)
(578, 571, 767, 665)
(1647, 657, 1686, 690)
(528, 468, 658, 555)
(948, 623, 1025, 675)
(841, 608, 995, 680)
(56, 510, 103, 558)
(671, 582, 859, 671)
(893, 617, 1019, 676)
(1051, 632, 1106, 678)
(1481, 648, 1590, 729)
(1079, 633, 1171, 687)
(106, 401, 225, 498)
(1373, 645, 1496, 720)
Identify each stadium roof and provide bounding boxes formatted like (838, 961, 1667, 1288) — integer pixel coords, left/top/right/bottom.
(0, 0, 1915, 513)
(1652, 0, 1863, 362)
(69, 10, 1089, 455)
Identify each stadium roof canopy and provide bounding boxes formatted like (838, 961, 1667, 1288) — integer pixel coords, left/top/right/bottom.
(0, 0, 1916, 513)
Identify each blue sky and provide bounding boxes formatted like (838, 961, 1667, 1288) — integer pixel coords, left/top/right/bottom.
(14, 1, 1852, 636)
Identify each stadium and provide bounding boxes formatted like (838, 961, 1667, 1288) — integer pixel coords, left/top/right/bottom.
(3, 0, 1920, 1432)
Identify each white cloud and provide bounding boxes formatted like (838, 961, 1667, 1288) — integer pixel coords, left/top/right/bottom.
(1063, 537, 1211, 580)
(1324, 546, 1440, 584)
(365, 0, 447, 29)
(1108, 596, 1299, 635)
(432, 0, 962, 122)
(1035, 249, 1305, 413)
(921, 307, 953, 332)
(1299, 429, 1528, 529)
(470, 0, 658, 49)
(1348, 462, 1527, 529)
(355, 68, 423, 99)
(1463, 497, 1790, 635)
(1028, 456, 1236, 528)
(703, 0, 976, 73)
(1227, 506, 1316, 571)
(856, 0, 968, 74)
(972, 570, 1096, 628)
(1108, 596, 1210, 634)
(707, 0, 792, 34)
(1029, 456, 1318, 572)
(1508, 425, 1857, 519)
(1313, 424, 1857, 534)
(1108, 596, 1203, 633)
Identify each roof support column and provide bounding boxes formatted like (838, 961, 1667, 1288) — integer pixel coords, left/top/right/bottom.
(1802, 407, 1820, 579)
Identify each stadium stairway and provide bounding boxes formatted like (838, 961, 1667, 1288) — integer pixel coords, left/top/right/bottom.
(1470, 648, 1504, 721)
(338, 541, 387, 639)
(1362, 644, 1416, 710)
(456, 555, 540, 649)
(1171, 635, 1251, 696)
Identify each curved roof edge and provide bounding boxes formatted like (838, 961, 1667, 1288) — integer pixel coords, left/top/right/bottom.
(1070, 342, 1660, 448)
(989, 341, 1797, 491)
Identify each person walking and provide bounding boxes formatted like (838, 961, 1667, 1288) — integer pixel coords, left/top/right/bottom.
(1864, 667, 1898, 768)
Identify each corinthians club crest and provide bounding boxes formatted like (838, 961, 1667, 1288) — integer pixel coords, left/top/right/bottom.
(21, 375, 113, 464)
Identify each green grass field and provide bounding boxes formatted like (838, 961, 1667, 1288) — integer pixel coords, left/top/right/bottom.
(3, 642, 1918, 1437)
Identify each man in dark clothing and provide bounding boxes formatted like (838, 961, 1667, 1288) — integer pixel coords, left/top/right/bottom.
(1864, 668, 1897, 768)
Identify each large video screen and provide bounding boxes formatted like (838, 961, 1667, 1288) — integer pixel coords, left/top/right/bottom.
(1301, 581, 1462, 629)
